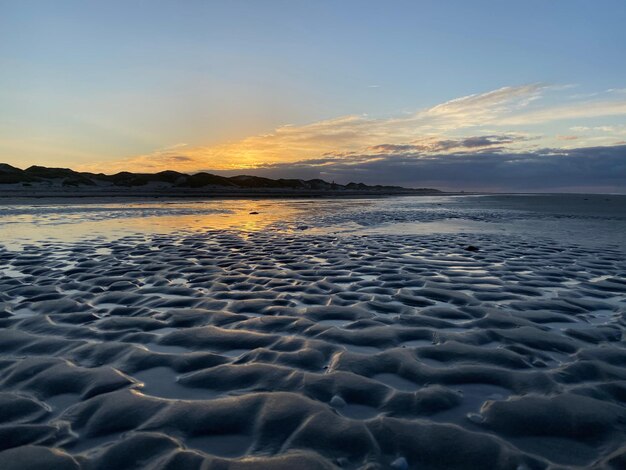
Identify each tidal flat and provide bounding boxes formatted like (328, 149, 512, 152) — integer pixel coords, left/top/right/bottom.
(0, 194, 625, 469)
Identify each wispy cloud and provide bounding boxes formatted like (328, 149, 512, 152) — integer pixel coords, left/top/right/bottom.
(499, 100, 626, 126)
(571, 125, 626, 135)
(366, 134, 529, 155)
(77, 84, 626, 187)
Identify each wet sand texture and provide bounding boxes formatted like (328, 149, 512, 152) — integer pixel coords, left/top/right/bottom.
(1, 231, 625, 469)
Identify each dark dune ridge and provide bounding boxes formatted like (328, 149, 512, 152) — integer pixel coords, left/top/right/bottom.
(0, 164, 438, 196)
(0, 229, 625, 469)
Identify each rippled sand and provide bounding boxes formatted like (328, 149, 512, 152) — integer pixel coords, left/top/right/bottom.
(0, 195, 625, 469)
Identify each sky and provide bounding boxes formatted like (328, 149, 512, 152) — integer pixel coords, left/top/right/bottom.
(1, 0, 626, 192)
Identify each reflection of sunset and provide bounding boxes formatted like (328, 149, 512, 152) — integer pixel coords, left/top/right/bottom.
(0, 200, 311, 246)
(125, 202, 302, 233)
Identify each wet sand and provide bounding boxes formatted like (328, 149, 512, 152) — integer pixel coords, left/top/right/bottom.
(0, 195, 625, 469)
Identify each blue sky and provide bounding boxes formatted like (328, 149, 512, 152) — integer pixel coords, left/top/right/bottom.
(1, 1, 625, 191)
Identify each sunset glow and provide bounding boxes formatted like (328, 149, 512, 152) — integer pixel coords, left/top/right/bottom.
(2, 1, 625, 191)
(2, 3, 626, 468)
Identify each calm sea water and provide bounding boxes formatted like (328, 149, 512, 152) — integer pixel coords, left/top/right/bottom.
(0, 194, 624, 250)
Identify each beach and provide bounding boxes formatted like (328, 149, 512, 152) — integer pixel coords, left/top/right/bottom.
(1, 194, 625, 469)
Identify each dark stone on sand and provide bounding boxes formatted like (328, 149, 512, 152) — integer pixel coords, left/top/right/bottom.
(390, 457, 409, 470)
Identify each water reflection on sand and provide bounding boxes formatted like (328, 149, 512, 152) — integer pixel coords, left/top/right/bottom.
(0, 194, 625, 250)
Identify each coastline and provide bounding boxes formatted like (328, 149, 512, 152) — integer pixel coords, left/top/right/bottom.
(0, 188, 449, 203)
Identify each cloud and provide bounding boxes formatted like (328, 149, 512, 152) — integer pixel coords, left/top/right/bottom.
(366, 135, 528, 155)
(425, 84, 546, 126)
(77, 85, 552, 173)
(211, 144, 626, 193)
(75, 83, 626, 192)
(169, 155, 194, 162)
(500, 100, 626, 126)
(571, 125, 626, 135)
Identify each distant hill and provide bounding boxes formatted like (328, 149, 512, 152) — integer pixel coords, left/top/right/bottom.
(0, 164, 440, 196)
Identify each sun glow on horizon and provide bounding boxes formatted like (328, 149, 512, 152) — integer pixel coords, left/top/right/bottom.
(70, 85, 626, 178)
(2, 1, 626, 191)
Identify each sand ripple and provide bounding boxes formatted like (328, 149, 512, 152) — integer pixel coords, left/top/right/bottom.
(1, 231, 625, 469)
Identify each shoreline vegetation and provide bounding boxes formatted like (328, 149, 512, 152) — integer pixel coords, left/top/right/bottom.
(0, 163, 441, 198)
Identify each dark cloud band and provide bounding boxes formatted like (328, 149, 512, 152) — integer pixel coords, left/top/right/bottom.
(211, 144, 626, 193)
